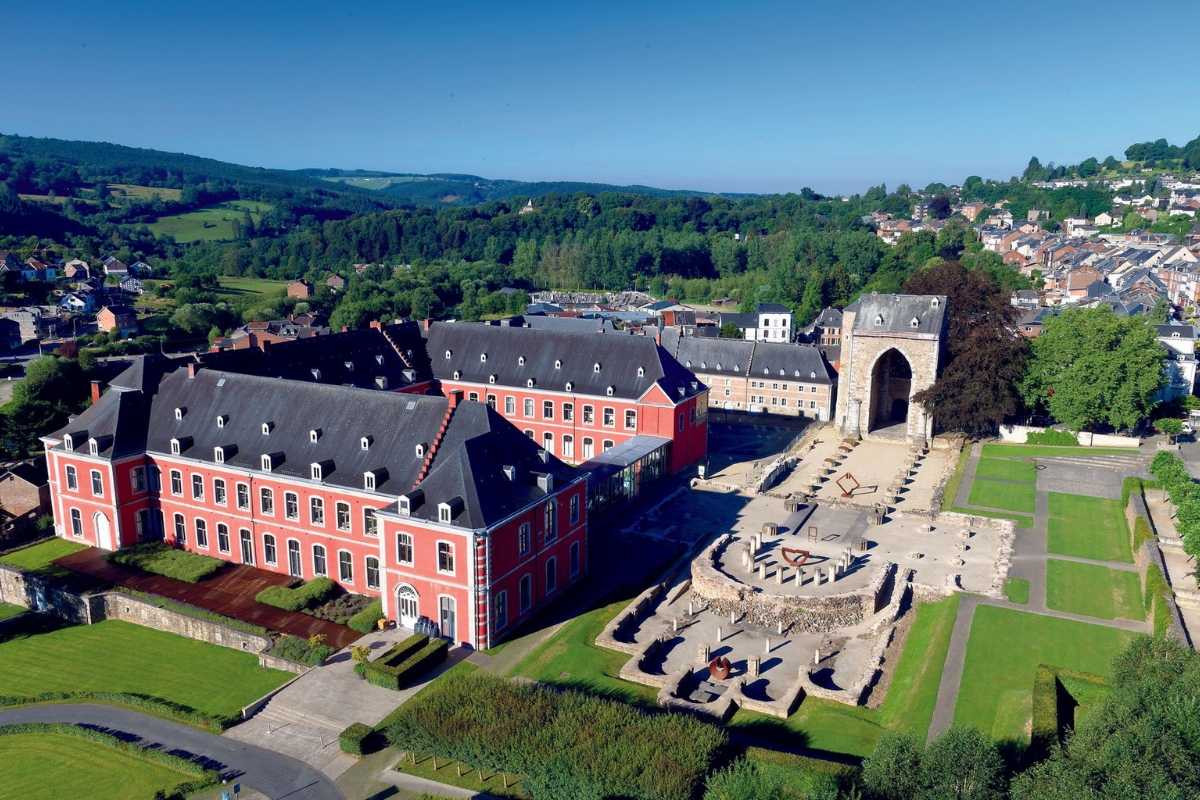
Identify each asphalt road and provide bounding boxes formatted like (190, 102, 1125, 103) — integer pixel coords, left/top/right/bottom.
(0, 704, 345, 800)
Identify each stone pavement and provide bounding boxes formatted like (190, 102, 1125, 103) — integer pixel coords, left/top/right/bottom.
(224, 626, 474, 780)
(927, 448, 1153, 741)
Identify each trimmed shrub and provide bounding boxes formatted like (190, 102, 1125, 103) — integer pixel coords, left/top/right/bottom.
(255, 577, 337, 611)
(348, 598, 385, 633)
(339, 722, 374, 756)
(1026, 429, 1078, 446)
(269, 634, 334, 666)
(365, 635, 448, 691)
(108, 542, 224, 583)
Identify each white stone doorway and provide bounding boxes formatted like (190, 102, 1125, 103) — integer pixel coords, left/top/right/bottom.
(396, 584, 419, 629)
(93, 512, 112, 551)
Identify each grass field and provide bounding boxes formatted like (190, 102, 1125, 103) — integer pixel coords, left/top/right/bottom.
(953, 605, 1134, 745)
(215, 276, 288, 299)
(728, 594, 961, 758)
(146, 200, 272, 243)
(394, 753, 526, 799)
(0, 618, 289, 718)
(109, 183, 183, 202)
(1046, 492, 1133, 563)
(1046, 559, 1145, 621)
(967, 479, 1037, 514)
(1004, 578, 1030, 605)
(0, 539, 87, 578)
(974, 458, 1038, 483)
(508, 598, 658, 707)
(940, 447, 972, 511)
(980, 444, 1139, 459)
(0, 731, 197, 800)
(0, 602, 26, 621)
(949, 506, 1035, 529)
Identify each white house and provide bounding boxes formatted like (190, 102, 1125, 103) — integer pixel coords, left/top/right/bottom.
(1156, 324, 1198, 402)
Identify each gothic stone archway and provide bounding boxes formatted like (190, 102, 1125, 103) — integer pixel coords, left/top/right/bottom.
(868, 348, 913, 436)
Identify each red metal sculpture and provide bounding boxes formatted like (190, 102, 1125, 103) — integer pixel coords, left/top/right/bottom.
(709, 655, 732, 680)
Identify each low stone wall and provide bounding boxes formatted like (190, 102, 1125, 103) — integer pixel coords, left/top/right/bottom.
(689, 534, 895, 634)
(927, 437, 966, 512)
(999, 425, 1140, 448)
(100, 592, 275, 655)
(1127, 489, 1192, 646)
(0, 564, 92, 624)
(656, 667, 739, 723)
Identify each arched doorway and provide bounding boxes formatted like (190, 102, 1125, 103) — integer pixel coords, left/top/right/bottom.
(93, 512, 113, 551)
(868, 349, 913, 435)
(395, 584, 420, 629)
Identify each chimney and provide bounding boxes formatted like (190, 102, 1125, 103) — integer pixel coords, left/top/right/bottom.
(90, 380, 104, 403)
(261, 339, 271, 353)
(187, 363, 199, 379)
(448, 389, 464, 409)
(655, 332, 662, 346)
(423, 318, 432, 331)
(341, 326, 349, 333)
(370, 321, 382, 330)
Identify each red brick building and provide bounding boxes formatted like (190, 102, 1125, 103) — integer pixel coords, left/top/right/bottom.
(42, 358, 585, 649)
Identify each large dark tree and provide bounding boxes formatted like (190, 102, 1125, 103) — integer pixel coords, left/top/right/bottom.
(903, 261, 1028, 437)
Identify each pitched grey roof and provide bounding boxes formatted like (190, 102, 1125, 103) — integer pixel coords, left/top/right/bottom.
(745, 342, 836, 384)
(813, 307, 844, 327)
(1156, 324, 1196, 339)
(675, 338, 756, 376)
(509, 315, 618, 334)
(424, 322, 703, 404)
(846, 293, 947, 336)
(755, 303, 793, 315)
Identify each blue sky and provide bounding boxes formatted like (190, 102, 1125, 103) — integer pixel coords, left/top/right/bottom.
(4, 1, 1198, 194)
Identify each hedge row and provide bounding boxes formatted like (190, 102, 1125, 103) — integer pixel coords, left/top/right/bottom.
(1025, 429, 1078, 446)
(385, 670, 726, 800)
(339, 722, 374, 755)
(255, 577, 337, 611)
(348, 598, 385, 633)
(0, 691, 237, 732)
(0, 722, 219, 796)
(269, 634, 335, 666)
(108, 542, 224, 583)
(1144, 563, 1174, 638)
(366, 635, 448, 691)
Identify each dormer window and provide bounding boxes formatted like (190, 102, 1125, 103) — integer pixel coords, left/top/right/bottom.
(874, 315, 884, 326)
(503, 465, 516, 480)
(364, 472, 376, 491)
(606, 386, 615, 396)
(214, 446, 225, 463)
(445, 350, 452, 359)
(398, 496, 410, 516)
(344, 361, 354, 372)
(415, 443, 426, 458)
(438, 503, 452, 523)
(170, 438, 181, 455)
(527, 378, 536, 388)
(931, 297, 940, 308)
(910, 317, 920, 328)
(260, 454, 274, 472)
(310, 429, 321, 443)
(262, 422, 274, 435)
(565, 381, 573, 391)
(763, 367, 770, 375)
(216, 414, 228, 428)
(1173, 332, 1181, 338)
(88, 438, 99, 456)
(310, 463, 323, 481)
(175, 407, 185, 420)
(700, 362, 706, 370)
(810, 371, 817, 378)
(311, 369, 322, 380)
(361, 436, 373, 451)
(63, 434, 75, 451)
(375, 355, 385, 365)
(686, 361, 692, 367)
(480, 353, 488, 363)
(594, 362, 601, 373)
(518, 356, 525, 366)
(375, 376, 389, 389)
(716, 363, 722, 370)
(554, 359, 562, 369)
(488, 374, 497, 384)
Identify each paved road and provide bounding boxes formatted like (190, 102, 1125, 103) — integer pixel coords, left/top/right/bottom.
(0, 704, 345, 800)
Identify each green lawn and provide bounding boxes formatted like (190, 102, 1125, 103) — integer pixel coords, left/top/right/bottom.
(980, 444, 1139, 459)
(953, 605, 1135, 745)
(1004, 578, 1030, 605)
(940, 447, 973, 511)
(215, 275, 288, 298)
(1046, 559, 1145, 621)
(728, 594, 961, 758)
(967, 479, 1037, 514)
(949, 506, 1035, 529)
(508, 598, 659, 706)
(109, 183, 183, 202)
(1046, 492, 1133, 563)
(146, 200, 273, 243)
(394, 753, 526, 799)
(0, 602, 26, 621)
(0, 731, 197, 800)
(974, 458, 1038, 483)
(0, 618, 289, 718)
(0, 539, 87, 578)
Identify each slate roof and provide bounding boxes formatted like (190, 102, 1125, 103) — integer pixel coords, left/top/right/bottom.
(675, 338, 757, 376)
(423, 322, 704, 404)
(508, 315, 618, 334)
(746, 342, 836, 384)
(755, 303, 793, 315)
(1156, 324, 1197, 340)
(846, 294, 947, 337)
(49, 365, 578, 529)
(813, 307, 844, 327)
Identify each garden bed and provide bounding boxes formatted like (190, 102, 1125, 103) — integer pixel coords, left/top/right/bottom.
(107, 542, 225, 583)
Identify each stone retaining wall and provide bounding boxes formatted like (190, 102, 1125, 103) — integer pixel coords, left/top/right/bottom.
(1127, 489, 1191, 646)
(0, 564, 92, 624)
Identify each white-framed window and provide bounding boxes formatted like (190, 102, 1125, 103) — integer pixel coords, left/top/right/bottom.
(366, 556, 380, 590)
(263, 533, 277, 565)
(364, 509, 378, 537)
(217, 523, 231, 554)
(523, 398, 534, 418)
(90, 470, 103, 496)
(70, 508, 83, 536)
(495, 590, 508, 630)
(260, 487, 274, 515)
(131, 467, 146, 492)
(437, 541, 454, 574)
(66, 465, 78, 491)
(582, 405, 594, 424)
(339, 550, 353, 582)
(520, 573, 532, 612)
(625, 409, 637, 430)
(174, 513, 186, 545)
(313, 544, 328, 576)
(236, 483, 250, 510)
(602, 407, 615, 427)
(285, 492, 299, 521)
(336, 501, 351, 532)
(544, 500, 557, 542)
(562, 435, 574, 459)
(582, 437, 594, 459)
(439, 595, 456, 641)
(287, 539, 302, 577)
(518, 522, 530, 556)
(468, 391, 478, 402)
(546, 556, 558, 594)
(542, 400, 554, 420)
(505, 396, 515, 415)
(214, 478, 227, 506)
(570, 541, 580, 576)
(191, 474, 203, 500)
(310, 496, 324, 525)
(543, 431, 553, 453)
(524, 429, 534, 438)
(603, 439, 614, 451)
(397, 532, 414, 565)
(563, 403, 573, 421)
(570, 494, 580, 525)
(195, 518, 208, 549)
